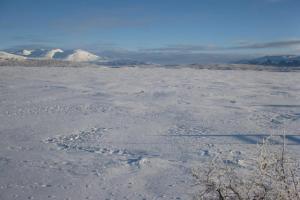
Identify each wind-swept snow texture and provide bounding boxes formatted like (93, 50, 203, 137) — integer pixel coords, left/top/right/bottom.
(0, 65, 300, 199)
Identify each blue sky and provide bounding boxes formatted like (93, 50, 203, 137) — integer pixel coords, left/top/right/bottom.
(0, 0, 300, 55)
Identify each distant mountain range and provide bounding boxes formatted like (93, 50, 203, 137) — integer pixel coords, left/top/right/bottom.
(0, 48, 150, 66)
(1, 48, 300, 68)
(237, 55, 300, 67)
(4, 48, 106, 62)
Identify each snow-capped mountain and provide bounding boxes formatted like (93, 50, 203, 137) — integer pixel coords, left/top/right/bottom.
(64, 49, 100, 62)
(44, 49, 64, 59)
(0, 51, 26, 60)
(237, 55, 300, 67)
(21, 49, 33, 56)
(4, 48, 107, 62)
(14, 49, 44, 58)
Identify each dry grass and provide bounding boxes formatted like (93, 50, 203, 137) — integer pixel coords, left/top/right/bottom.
(192, 136, 300, 200)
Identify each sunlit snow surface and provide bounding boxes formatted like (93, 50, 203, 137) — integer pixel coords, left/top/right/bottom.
(0, 65, 300, 199)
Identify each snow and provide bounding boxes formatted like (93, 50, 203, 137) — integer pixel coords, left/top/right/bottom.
(65, 49, 99, 62)
(1, 49, 105, 62)
(0, 65, 299, 199)
(22, 49, 33, 56)
(0, 51, 26, 60)
(44, 49, 64, 59)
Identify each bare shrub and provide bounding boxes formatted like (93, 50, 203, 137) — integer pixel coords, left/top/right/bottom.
(192, 137, 300, 200)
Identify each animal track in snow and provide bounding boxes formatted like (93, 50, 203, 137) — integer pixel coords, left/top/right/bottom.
(168, 124, 213, 136)
(45, 127, 158, 169)
(45, 127, 108, 153)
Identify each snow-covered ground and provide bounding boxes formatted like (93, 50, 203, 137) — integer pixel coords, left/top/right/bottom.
(0, 65, 300, 199)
